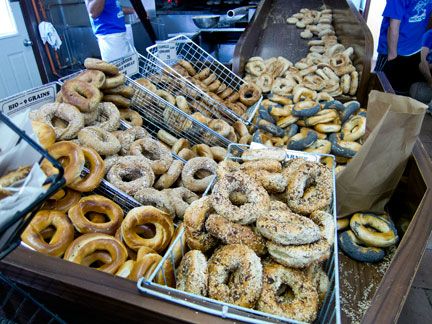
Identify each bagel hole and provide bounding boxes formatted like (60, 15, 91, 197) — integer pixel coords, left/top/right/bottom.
(302, 177, 318, 198)
(76, 88, 90, 99)
(229, 190, 247, 206)
(136, 223, 156, 239)
(194, 169, 213, 179)
(140, 149, 160, 161)
(276, 284, 295, 302)
(51, 117, 69, 129)
(121, 170, 144, 182)
(85, 251, 110, 268)
(224, 268, 241, 287)
(86, 211, 108, 223)
(244, 90, 254, 99)
(40, 226, 56, 243)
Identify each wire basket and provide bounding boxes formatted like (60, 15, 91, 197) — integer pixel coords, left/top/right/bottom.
(0, 83, 67, 324)
(146, 34, 262, 124)
(137, 144, 341, 324)
(0, 109, 65, 259)
(0, 274, 67, 324)
(59, 65, 235, 152)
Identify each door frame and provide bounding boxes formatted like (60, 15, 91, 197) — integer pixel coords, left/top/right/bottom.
(15, 0, 50, 83)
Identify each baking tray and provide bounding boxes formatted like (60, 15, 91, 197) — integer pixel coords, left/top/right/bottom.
(138, 143, 341, 324)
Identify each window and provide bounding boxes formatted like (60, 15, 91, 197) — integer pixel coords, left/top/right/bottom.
(0, 0, 18, 38)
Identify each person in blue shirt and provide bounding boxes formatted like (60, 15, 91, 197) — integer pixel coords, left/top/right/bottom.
(374, 0, 432, 95)
(85, 0, 137, 62)
(409, 28, 432, 113)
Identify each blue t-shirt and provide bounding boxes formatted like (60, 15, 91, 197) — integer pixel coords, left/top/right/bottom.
(90, 0, 126, 36)
(377, 0, 432, 56)
(421, 29, 432, 62)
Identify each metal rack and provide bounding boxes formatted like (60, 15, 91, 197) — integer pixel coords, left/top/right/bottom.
(137, 144, 341, 324)
(146, 34, 262, 124)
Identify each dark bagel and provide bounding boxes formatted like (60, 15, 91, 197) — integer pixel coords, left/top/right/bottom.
(287, 129, 318, 150)
(339, 100, 361, 123)
(329, 133, 361, 158)
(338, 230, 385, 263)
(292, 100, 320, 117)
(257, 119, 285, 137)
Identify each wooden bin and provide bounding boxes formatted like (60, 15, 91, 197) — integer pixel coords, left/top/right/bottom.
(232, 0, 374, 106)
(1, 2, 431, 324)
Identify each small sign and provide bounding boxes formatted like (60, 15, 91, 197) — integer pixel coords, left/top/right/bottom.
(156, 41, 177, 63)
(1, 83, 57, 117)
(249, 142, 321, 162)
(117, 53, 139, 76)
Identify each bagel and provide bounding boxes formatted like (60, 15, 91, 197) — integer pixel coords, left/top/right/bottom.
(205, 214, 266, 255)
(208, 244, 262, 308)
(286, 129, 318, 150)
(340, 115, 366, 141)
(258, 263, 318, 323)
(62, 79, 102, 113)
(176, 250, 208, 296)
(211, 172, 270, 225)
(84, 57, 119, 75)
(286, 161, 333, 215)
(350, 213, 398, 248)
(338, 230, 385, 263)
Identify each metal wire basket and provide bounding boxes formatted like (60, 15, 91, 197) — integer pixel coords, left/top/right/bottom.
(0, 274, 66, 324)
(59, 64, 234, 152)
(146, 34, 262, 124)
(137, 144, 341, 324)
(0, 83, 67, 324)
(0, 106, 65, 260)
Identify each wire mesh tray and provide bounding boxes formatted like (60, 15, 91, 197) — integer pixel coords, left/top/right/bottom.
(0, 105, 65, 260)
(59, 66, 234, 152)
(137, 143, 341, 324)
(146, 34, 262, 124)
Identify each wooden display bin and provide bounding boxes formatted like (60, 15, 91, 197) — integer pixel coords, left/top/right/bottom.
(1, 1, 431, 323)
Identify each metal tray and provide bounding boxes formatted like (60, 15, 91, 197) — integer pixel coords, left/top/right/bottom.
(138, 143, 341, 324)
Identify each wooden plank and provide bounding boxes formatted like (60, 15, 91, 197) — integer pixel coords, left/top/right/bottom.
(0, 247, 234, 324)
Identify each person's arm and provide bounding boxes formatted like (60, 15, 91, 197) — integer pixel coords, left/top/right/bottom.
(122, 6, 135, 15)
(85, 0, 105, 19)
(419, 46, 432, 87)
(387, 18, 401, 60)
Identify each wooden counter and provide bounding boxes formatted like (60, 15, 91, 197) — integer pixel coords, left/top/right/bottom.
(1, 1, 432, 324)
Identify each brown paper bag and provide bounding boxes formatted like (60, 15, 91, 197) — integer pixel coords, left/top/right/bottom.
(336, 90, 427, 218)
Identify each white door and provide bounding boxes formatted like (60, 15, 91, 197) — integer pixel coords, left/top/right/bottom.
(0, 1, 42, 99)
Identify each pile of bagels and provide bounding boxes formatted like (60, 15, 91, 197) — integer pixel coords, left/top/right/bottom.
(178, 148, 336, 323)
(20, 58, 225, 284)
(337, 212, 399, 263)
(238, 7, 365, 170)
